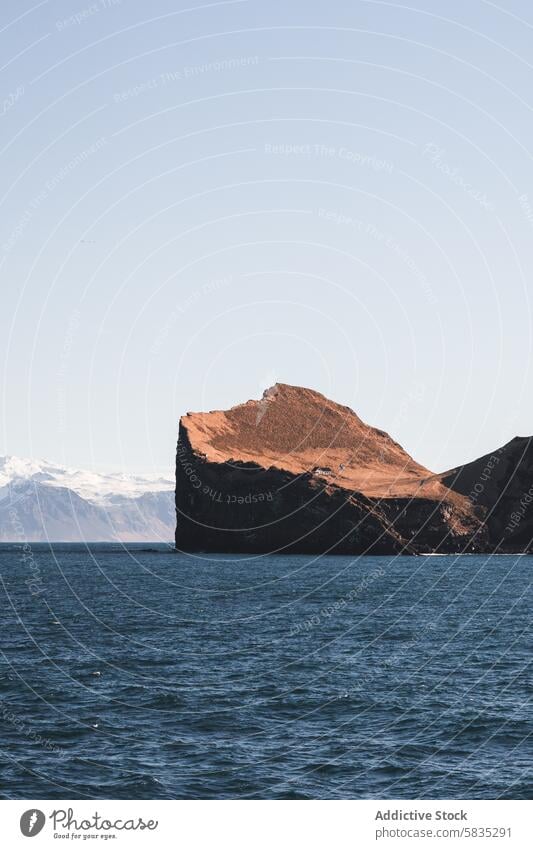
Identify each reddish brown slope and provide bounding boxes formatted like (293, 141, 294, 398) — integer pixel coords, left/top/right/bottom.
(176, 384, 486, 554)
(185, 384, 423, 494)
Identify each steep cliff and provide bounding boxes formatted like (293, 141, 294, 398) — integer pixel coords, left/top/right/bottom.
(175, 384, 487, 554)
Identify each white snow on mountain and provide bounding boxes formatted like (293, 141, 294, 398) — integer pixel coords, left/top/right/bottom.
(0, 456, 173, 505)
(0, 456, 176, 542)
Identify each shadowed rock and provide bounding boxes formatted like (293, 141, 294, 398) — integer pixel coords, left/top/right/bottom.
(440, 436, 533, 552)
(175, 384, 488, 555)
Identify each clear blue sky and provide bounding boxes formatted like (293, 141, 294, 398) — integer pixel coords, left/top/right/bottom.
(1, 0, 532, 475)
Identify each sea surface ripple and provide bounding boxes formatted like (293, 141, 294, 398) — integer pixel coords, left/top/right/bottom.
(0, 545, 530, 799)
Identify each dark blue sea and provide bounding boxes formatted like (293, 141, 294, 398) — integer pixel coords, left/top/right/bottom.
(0, 545, 530, 799)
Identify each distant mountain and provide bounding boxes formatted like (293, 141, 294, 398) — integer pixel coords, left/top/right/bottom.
(0, 457, 174, 542)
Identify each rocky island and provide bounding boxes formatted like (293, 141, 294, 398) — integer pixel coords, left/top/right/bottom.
(175, 384, 532, 555)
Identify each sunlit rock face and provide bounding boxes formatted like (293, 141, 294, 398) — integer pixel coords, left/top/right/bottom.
(175, 384, 488, 555)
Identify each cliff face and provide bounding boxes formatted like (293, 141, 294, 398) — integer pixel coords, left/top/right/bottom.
(440, 437, 533, 552)
(175, 384, 488, 555)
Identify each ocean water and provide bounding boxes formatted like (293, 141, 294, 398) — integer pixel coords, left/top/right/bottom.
(0, 544, 530, 800)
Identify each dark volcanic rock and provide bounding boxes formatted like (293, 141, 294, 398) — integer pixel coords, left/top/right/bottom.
(440, 437, 533, 552)
(175, 384, 488, 555)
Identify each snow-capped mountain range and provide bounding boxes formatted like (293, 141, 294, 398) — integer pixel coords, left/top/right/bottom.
(0, 456, 175, 542)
